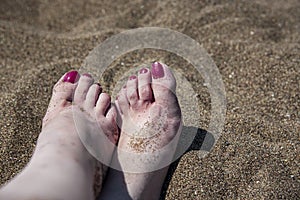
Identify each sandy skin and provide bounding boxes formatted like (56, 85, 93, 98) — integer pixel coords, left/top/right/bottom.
(0, 71, 118, 200)
(99, 62, 182, 200)
(0, 62, 182, 200)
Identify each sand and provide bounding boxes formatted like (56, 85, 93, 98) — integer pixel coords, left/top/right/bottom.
(0, 0, 299, 199)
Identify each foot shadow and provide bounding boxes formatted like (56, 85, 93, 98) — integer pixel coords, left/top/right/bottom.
(159, 126, 215, 200)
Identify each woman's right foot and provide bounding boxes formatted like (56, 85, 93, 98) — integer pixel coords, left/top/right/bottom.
(0, 71, 119, 200)
(99, 62, 182, 200)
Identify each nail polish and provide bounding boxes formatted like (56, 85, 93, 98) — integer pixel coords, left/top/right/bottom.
(151, 62, 164, 79)
(129, 75, 137, 80)
(83, 73, 92, 78)
(63, 71, 79, 83)
(139, 68, 148, 74)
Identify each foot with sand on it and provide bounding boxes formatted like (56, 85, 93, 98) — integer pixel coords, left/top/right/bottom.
(0, 62, 182, 200)
(0, 71, 119, 200)
(99, 62, 182, 200)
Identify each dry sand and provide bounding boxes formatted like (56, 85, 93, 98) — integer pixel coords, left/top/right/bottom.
(0, 0, 299, 199)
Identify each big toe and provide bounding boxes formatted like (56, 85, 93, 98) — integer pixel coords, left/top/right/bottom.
(43, 70, 80, 125)
(52, 70, 80, 103)
(151, 62, 177, 104)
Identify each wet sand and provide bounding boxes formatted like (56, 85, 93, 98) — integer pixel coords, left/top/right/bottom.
(0, 0, 299, 199)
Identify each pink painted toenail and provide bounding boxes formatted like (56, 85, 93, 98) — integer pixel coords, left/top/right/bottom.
(151, 62, 164, 79)
(63, 71, 79, 83)
(139, 68, 148, 74)
(83, 73, 92, 78)
(129, 75, 137, 80)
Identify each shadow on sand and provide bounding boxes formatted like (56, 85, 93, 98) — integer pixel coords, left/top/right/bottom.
(160, 126, 215, 199)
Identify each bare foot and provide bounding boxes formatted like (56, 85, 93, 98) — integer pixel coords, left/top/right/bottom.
(99, 62, 182, 200)
(0, 71, 118, 200)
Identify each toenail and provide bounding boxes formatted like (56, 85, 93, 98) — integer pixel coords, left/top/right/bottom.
(129, 75, 137, 80)
(83, 73, 92, 78)
(63, 71, 79, 83)
(139, 68, 148, 74)
(151, 62, 165, 79)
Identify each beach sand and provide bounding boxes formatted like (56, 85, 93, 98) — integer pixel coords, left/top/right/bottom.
(0, 0, 299, 199)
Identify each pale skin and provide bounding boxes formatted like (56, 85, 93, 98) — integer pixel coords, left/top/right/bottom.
(0, 62, 182, 200)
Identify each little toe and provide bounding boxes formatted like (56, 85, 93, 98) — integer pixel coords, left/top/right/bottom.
(96, 93, 111, 116)
(126, 75, 139, 107)
(115, 85, 129, 115)
(85, 83, 102, 109)
(106, 105, 119, 143)
(151, 62, 177, 104)
(74, 73, 94, 104)
(138, 67, 153, 101)
(106, 105, 117, 123)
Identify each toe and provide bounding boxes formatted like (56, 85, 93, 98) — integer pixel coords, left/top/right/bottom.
(96, 93, 111, 116)
(138, 68, 153, 101)
(106, 104, 117, 122)
(52, 70, 80, 103)
(85, 83, 102, 109)
(126, 75, 139, 106)
(43, 71, 79, 125)
(74, 73, 94, 104)
(150, 62, 177, 104)
(115, 85, 129, 115)
(106, 105, 119, 143)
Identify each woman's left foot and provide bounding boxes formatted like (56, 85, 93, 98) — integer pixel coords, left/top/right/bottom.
(0, 71, 119, 200)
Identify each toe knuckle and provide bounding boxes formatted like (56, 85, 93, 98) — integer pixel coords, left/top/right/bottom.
(128, 93, 137, 101)
(139, 86, 150, 97)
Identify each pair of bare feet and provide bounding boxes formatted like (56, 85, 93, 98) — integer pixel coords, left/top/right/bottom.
(0, 62, 182, 200)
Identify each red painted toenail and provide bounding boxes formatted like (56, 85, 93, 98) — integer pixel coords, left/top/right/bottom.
(63, 71, 79, 83)
(129, 75, 137, 80)
(151, 62, 164, 79)
(139, 68, 148, 74)
(83, 73, 92, 78)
